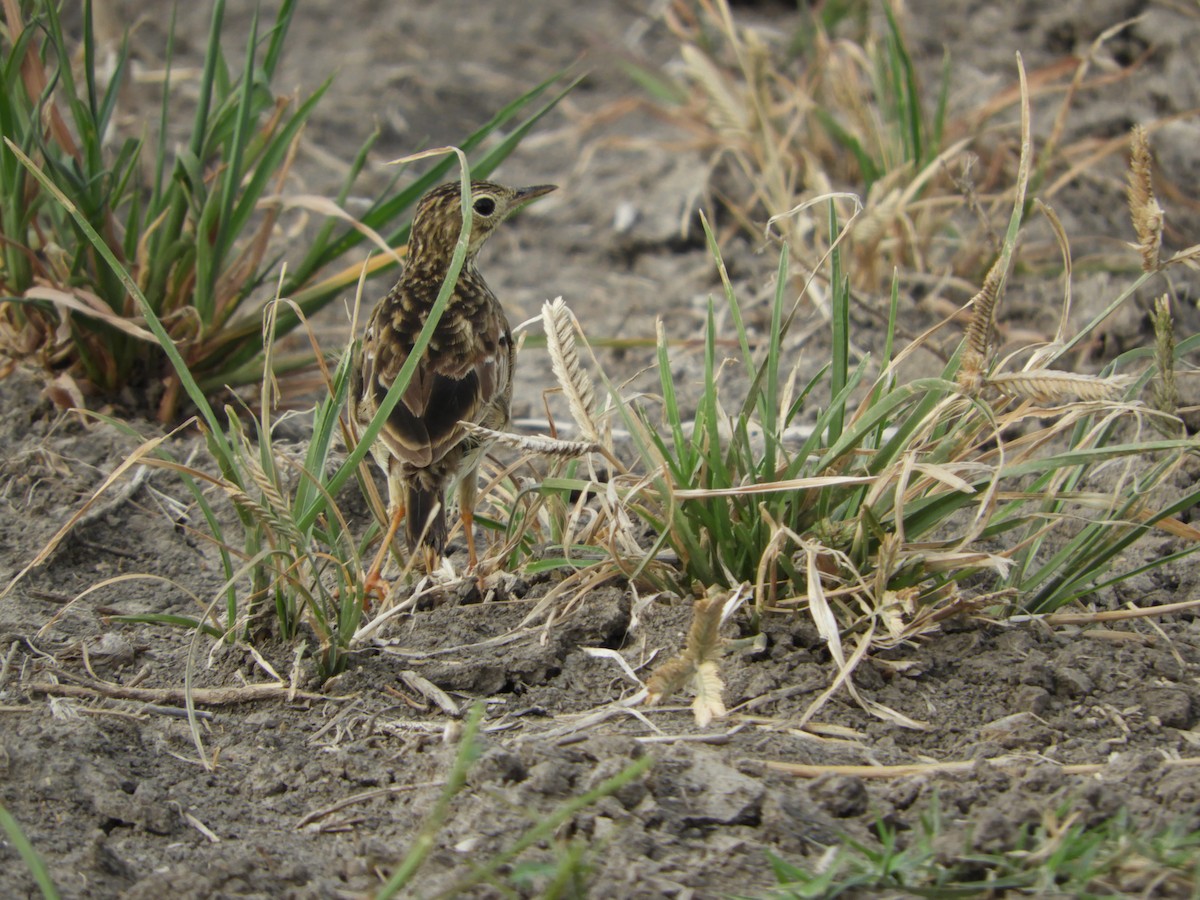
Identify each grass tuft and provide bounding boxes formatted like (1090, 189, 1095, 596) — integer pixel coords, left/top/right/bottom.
(513, 84, 1200, 725)
(0, 0, 572, 419)
(764, 800, 1200, 899)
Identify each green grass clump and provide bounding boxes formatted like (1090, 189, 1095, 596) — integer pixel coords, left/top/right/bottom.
(764, 801, 1200, 899)
(0, 0, 570, 419)
(615, 195, 1198, 625)
(523, 73, 1200, 725)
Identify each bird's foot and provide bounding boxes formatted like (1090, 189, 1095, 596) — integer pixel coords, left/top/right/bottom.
(361, 570, 391, 607)
(362, 505, 405, 609)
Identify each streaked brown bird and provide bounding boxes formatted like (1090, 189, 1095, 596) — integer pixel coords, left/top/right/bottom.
(351, 179, 556, 575)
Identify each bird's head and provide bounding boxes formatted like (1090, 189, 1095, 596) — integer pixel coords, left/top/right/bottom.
(407, 180, 556, 265)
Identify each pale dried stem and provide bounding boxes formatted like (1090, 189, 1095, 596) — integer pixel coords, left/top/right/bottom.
(29, 679, 330, 707)
(767, 755, 1200, 780)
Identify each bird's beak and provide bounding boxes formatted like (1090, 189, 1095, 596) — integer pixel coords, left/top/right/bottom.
(514, 184, 557, 206)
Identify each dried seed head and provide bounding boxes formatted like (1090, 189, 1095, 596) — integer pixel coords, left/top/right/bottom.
(1151, 294, 1179, 416)
(956, 255, 1005, 395)
(644, 588, 729, 725)
(543, 297, 598, 443)
(1127, 125, 1163, 273)
(681, 44, 748, 137)
(987, 370, 1133, 404)
(459, 421, 597, 459)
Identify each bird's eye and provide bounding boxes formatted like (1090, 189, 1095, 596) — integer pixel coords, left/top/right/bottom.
(473, 196, 497, 217)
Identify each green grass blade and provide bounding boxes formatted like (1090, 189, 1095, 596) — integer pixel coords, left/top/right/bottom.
(437, 754, 654, 897)
(148, 2, 177, 215)
(1001, 439, 1197, 479)
(827, 203, 849, 444)
(375, 704, 486, 896)
(293, 333, 356, 525)
(654, 320, 692, 480)
(467, 73, 583, 179)
(882, 0, 923, 163)
(261, 0, 296, 80)
(701, 211, 754, 378)
(0, 805, 60, 900)
(195, 8, 260, 321)
(151, 0, 227, 304)
(814, 108, 881, 187)
(108, 614, 226, 639)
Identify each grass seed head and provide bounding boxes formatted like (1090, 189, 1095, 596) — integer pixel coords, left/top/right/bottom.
(1126, 124, 1163, 273)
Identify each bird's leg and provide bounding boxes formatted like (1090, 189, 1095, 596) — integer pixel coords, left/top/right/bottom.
(363, 504, 403, 605)
(458, 466, 480, 571)
(363, 464, 406, 605)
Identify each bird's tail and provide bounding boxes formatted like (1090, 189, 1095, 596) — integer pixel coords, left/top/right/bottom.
(405, 484, 447, 557)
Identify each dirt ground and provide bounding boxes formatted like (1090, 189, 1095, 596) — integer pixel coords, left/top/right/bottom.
(3, 1, 1200, 898)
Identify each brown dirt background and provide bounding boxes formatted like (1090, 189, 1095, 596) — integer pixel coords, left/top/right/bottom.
(3, 1, 1200, 897)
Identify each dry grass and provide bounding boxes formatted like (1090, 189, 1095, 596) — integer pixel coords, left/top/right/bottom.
(497, 59, 1200, 729)
(635, 0, 1162, 317)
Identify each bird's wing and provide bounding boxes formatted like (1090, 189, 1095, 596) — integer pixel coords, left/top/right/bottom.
(365, 306, 509, 469)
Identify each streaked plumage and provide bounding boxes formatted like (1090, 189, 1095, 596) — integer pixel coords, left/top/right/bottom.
(351, 179, 555, 572)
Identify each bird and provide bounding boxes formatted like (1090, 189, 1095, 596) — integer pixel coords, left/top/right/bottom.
(350, 179, 556, 579)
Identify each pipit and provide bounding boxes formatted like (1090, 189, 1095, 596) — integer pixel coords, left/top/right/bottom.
(351, 179, 556, 577)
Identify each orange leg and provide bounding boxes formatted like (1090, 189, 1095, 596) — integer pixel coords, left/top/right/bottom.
(458, 471, 480, 571)
(462, 506, 478, 570)
(363, 503, 403, 607)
